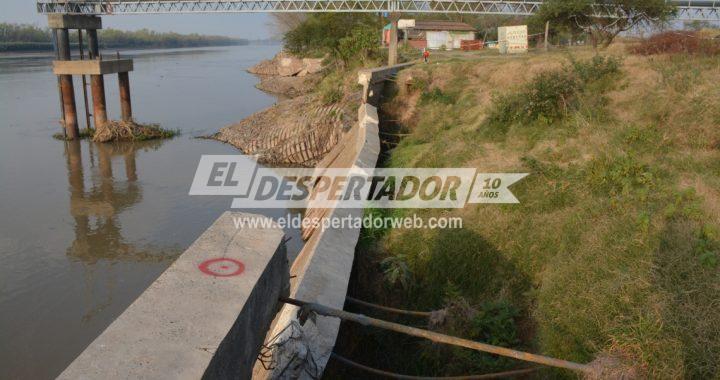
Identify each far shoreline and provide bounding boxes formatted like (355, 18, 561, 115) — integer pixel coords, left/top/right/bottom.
(0, 42, 281, 58)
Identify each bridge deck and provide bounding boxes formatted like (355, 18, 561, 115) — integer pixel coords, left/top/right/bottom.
(36, 1, 720, 20)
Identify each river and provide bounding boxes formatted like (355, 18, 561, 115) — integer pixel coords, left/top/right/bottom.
(0, 45, 301, 379)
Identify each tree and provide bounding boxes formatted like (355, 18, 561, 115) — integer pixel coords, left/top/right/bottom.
(283, 14, 380, 58)
(336, 25, 379, 65)
(268, 14, 307, 36)
(537, 0, 674, 48)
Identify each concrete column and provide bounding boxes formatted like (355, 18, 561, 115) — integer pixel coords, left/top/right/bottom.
(388, 17, 399, 66)
(118, 72, 132, 121)
(56, 29, 80, 140)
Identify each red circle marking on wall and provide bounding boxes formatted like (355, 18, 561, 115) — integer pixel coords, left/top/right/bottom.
(198, 258, 245, 277)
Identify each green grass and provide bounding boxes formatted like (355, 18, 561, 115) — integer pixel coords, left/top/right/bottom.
(351, 49, 720, 378)
(52, 128, 95, 141)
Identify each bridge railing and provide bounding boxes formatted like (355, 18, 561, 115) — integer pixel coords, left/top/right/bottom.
(35, 0, 720, 20)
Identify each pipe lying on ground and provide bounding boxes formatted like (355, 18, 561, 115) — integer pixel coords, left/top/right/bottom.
(280, 297, 594, 375)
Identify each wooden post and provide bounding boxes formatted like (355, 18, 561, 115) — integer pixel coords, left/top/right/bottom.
(544, 21, 550, 52)
(118, 72, 132, 121)
(388, 16, 399, 66)
(56, 28, 80, 140)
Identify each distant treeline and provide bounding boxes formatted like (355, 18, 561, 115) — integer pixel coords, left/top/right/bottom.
(0, 23, 249, 52)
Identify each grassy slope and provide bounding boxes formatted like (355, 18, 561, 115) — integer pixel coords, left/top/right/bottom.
(369, 46, 720, 378)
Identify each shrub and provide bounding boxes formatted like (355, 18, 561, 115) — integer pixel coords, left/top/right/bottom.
(483, 56, 621, 129)
(629, 31, 720, 56)
(585, 154, 654, 196)
(317, 71, 344, 104)
(570, 55, 622, 86)
(283, 14, 379, 58)
(336, 25, 380, 65)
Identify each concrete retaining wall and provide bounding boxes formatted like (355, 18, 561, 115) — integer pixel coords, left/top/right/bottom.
(253, 63, 412, 379)
(59, 212, 288, 380)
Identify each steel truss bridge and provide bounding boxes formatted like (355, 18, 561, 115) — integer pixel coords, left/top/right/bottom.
(37, 0, 720, 20)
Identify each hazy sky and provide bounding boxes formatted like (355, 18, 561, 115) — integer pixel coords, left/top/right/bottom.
(1, 0, 274, 39)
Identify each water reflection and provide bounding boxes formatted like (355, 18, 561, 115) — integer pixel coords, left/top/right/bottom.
(65, 139, 181, 324)
(65, 140, 178, 264)
(0, 45, 284, 379)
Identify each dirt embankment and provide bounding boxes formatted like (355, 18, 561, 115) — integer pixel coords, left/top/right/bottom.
(213, 91, 359, 167)
(212, 52, 359, 167)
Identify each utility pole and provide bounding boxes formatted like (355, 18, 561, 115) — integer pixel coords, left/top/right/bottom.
(388, 14, 399, 66)
(544, 21, 550, 52)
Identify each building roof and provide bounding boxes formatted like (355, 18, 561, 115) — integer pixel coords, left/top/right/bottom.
(413, 21, 476, 32)
(384, 20, 476, 32)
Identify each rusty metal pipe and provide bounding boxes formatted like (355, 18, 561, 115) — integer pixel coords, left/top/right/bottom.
(55, 29, 80, 140)
(118, 72, 132, 121)
(56, 28, 80, 139)
(280, 297, 594, 374)
(51, 29, 67, 136)
(59, 75, 79, 140)
(78, 29, 92, 130)
(90, 75, 108, 128)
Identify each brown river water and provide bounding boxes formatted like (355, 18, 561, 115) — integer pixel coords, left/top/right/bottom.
(0, 45, 303, 379)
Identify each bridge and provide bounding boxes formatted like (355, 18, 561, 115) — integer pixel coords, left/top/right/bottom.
(36, 0, 720, 20)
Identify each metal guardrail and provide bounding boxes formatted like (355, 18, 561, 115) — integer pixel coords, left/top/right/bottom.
(34, 0, 720, 20)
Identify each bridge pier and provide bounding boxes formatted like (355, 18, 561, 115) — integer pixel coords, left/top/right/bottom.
(49, 15, 136, 138)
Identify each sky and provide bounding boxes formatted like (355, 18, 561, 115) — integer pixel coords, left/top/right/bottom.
(1, 0, 274, 39)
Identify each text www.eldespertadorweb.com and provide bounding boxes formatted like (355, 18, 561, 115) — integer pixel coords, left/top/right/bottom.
(232, 214, 463, 231)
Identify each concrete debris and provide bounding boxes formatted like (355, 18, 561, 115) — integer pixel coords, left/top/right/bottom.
(248, 52, 324, 78)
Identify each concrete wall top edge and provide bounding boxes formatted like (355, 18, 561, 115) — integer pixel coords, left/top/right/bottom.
(59, 212, 287, 380)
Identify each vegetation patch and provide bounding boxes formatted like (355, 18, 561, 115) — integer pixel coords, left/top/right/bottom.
(419, 88, 457, 105)
(346, 48, 720, 378)
(52, 128, 95, 141)
(0, 23, 248, 52)
(483, 55, 621, 134)
(93, 121, 178, 142)
(283, 14, 380, 65)
(629, 31, 720, 56)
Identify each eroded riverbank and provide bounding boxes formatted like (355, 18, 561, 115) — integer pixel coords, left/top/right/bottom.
(213, 52, 362, 167)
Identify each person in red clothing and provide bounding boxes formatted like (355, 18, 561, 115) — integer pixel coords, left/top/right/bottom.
(423, 48, 430, 64)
